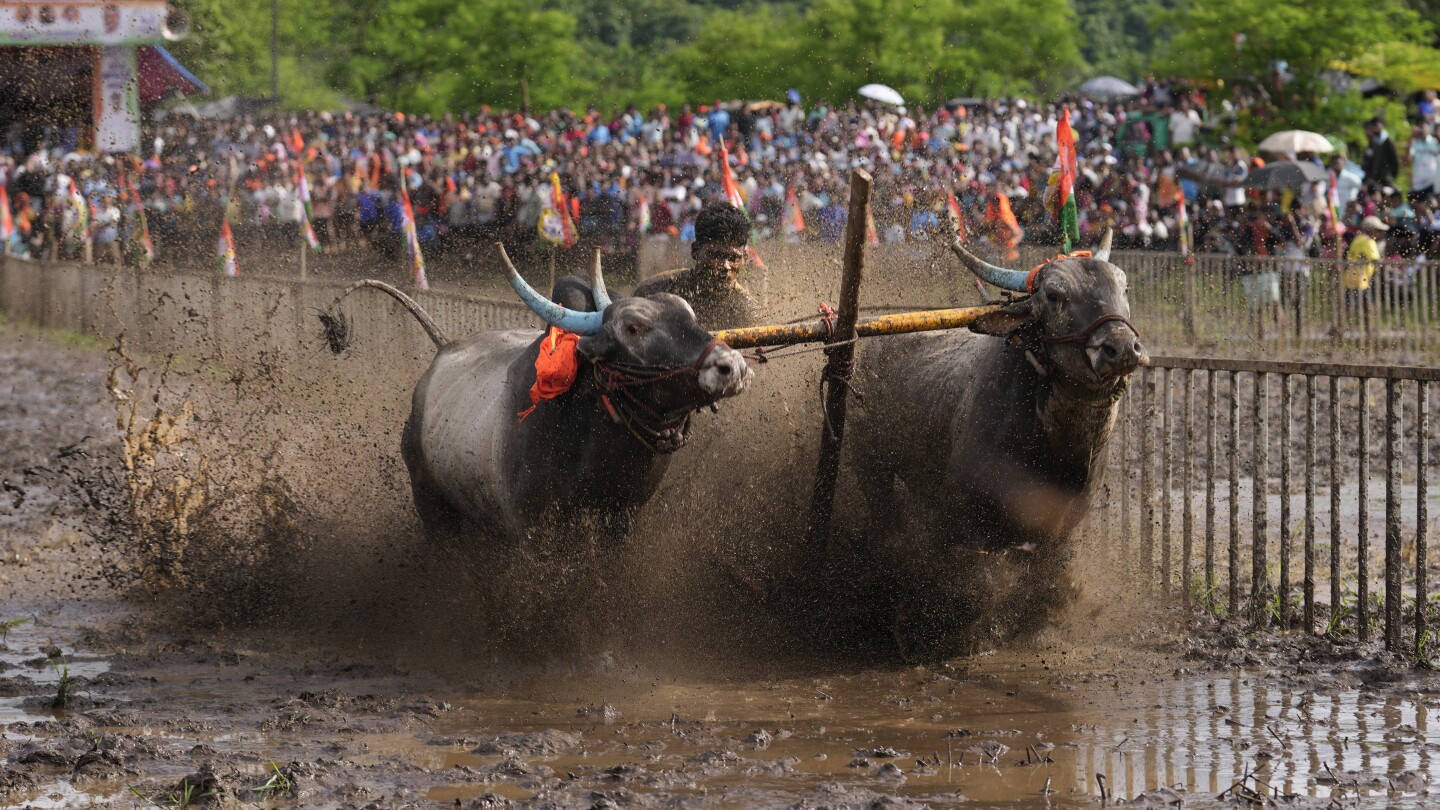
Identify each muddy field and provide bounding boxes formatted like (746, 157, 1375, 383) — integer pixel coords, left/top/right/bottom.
(2, 312, 1440, 808)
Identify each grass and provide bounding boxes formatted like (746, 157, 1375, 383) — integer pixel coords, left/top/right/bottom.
(0, 615, 31, 644)
(0, 312, 106, 351)
(252, 761, 293, 797)
(50, 656, 76, 710)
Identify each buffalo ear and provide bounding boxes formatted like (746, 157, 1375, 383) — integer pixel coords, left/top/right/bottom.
(970, 297, 1035, 337)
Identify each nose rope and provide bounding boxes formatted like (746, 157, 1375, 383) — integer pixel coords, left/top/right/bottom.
(1040, 313, 1141, 346)
(590, 339, 733, 454)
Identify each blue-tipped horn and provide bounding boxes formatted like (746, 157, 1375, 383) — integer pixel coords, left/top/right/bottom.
(496, 243, 604, 335)
(1093, 228, 1113, 263)
(951, 242, 1029, 293)
(590, 247, 612, 311)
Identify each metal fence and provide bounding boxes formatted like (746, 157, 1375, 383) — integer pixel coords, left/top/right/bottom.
(1013, 247, 1440, 359)
(1087, 356, 1435, 653)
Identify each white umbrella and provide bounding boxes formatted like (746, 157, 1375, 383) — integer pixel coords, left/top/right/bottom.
(1079, 76, 1139, 101)
(858, 83, 905, 106)
(1257, 130, 1334, 155)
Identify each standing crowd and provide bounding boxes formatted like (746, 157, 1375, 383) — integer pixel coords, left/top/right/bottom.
(1, 84, 1437, 285)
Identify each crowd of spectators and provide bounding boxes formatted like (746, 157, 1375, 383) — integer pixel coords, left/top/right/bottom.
(1, 83, 1438, 278)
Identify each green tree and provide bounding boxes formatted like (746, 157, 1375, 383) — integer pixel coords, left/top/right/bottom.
(340, 0, 581, 112)
(1157, 0, 1438, 143)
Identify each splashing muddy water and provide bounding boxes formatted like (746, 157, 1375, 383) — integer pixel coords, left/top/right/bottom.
(2, 274, 1439, 807)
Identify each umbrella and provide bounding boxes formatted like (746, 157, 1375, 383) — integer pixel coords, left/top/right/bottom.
(1078, 76, 1140, 101)
(1242, 160, 1328, 190)
(1257, 130, 1334, 154)
(858, 83, 905, 106)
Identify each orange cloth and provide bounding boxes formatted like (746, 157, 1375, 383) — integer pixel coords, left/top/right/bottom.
(517, 327, 581, 422)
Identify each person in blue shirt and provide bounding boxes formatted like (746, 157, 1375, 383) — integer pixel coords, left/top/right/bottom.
(708, 103, 731, 140)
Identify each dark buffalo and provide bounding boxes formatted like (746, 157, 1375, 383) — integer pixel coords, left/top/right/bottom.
(847, 232, 1146, 660)
(322, 247, 752, 549)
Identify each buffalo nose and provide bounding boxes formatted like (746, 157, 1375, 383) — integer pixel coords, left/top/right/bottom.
(700, 348, 753, 396)
(1095, 335, 1144, 376)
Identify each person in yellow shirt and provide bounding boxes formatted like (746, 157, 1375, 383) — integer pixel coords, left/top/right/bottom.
(1344, 215, 1389, 335)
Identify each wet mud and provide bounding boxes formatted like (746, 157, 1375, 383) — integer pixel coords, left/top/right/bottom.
(3, 292, 1440, 806)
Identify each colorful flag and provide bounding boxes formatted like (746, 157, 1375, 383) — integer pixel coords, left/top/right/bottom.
(295, 164, 321, 251)
(218, 219, 239, 277)
(985, 192, 1022, 261)
(946, 193, 968, 242)
(1327, 170, 1345, 236)
(0, 186, 12, 243)
(67, 179, 88, 242)
(1045, 106, 1080, 251)
(783, 184, 804, 236)
(1177, 186, 1190, 257)
(122, 175, 154, 262)
(636, 196, 651, 236)
(865, 201, 880, 245)
(398, 168, 429, 290)
(718, 141, 766, 270)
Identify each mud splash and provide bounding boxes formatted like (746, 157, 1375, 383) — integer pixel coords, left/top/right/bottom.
(2, 606, 1437, 809)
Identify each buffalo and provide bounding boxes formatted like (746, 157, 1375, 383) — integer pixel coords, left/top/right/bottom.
(322, 247, 752, 550)
(847, 232, 1146, 660)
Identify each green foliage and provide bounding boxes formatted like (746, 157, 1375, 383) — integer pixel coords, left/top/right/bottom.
(167, 0, 1085, 112)
(1157, 0, 1437, 146)
(0, 615, 30, 644)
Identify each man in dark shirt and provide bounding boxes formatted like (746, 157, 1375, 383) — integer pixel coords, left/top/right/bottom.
(631, 202, 760, 329)
(1362, 117, 1400, 192)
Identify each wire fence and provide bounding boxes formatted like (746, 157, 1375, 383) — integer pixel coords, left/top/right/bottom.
(1014, 247, 1440, 359)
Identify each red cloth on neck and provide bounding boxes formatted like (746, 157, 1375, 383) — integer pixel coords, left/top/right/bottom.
(517, 327, 581, 422)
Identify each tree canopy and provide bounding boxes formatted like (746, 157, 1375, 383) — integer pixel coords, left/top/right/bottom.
(169, 0, 1440, 127)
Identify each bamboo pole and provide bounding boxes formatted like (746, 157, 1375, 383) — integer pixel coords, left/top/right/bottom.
(714, 304, 1000, 349)
(804, 168, 871, 555)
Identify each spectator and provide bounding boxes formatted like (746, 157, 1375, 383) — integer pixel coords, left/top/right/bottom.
(1344, 215, 1388, 335)
(1409, 122, 1439, 204)
(1361, 117, 1400, 192)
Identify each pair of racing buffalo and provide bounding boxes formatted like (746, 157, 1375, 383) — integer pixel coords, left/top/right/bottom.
(325, 235, 1145, 659)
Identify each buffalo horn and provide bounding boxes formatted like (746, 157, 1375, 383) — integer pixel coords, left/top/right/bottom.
(590, 247, 613, 311)
(496, 243, 604, 335)
(951, 241, 1029, 293)
(1093, 228, 1113, 262)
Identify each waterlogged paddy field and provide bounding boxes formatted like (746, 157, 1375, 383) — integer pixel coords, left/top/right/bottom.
(2, 325, 1438, 809)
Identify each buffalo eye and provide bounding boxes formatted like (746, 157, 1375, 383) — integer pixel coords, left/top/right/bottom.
(1046, 291, 1063, 305)
(625, 322, 648, 337)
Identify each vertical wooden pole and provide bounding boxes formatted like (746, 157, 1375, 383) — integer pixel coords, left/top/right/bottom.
(805, 168, 872, 554)
(1182, 254, 1196, 343)
(300, 239, 307, 281)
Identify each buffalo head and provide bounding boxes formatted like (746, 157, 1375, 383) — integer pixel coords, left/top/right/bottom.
(955, 232, 1146, 392)
(499, 244, 751, 423)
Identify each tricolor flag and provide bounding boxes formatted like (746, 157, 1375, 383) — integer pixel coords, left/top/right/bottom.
(398, 168, 429, 290)
(783, 185, 804, 236)
(218, 219, 239, 277)
(1327, 170, 1345, 236)
(1045, 106, 1079, 251)
(295, 164, 320, 251)
(1177, 186, 1190, 257)
(946, 193, 968, 242)
(718, 141, 766, 270)
(0, 186, 12, 243)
